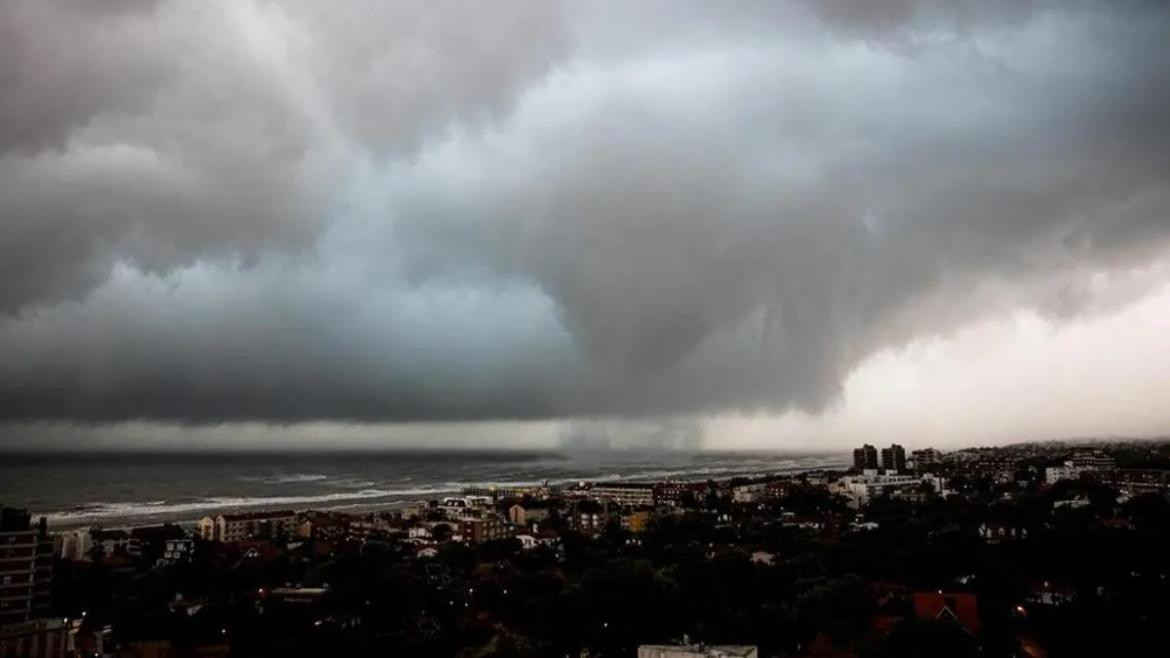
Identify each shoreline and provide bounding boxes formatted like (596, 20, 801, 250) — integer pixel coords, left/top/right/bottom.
(37, 457, 849, 531)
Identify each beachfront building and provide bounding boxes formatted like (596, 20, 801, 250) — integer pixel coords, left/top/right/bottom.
(0, 617, 74, 658)
(837, 472, 946, 508)
(653, 481, 701, 508)
(507, 503, 550, 527)
(56, 527, 136, 562)
(881, 444, 907, 473)
(911, 448, 941, 469)
(437, 496, 493, 520)
(1101, 468, 1170, 496)
(853, 444, 879, 471)
(296, 511, 351, 542)
(1045, 464, 1088, 484)
(90, 528, 130, 558)
(398, 503, 428, 520)
(128, 524, 186, 562)
(0, 507, 53, 625)
(57, 528, 93, 562)
(198, 510, 296, 543)
(638, 644, 758, 658)
(1068, 448, 1115, 471)
(731, 482, 769, 503)
(160, 538, 194, 564)
(458, 514, 509, 544)
(590, 482, 655, 507)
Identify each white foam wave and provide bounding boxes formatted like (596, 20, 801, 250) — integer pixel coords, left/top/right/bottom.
(43, 485, 458, 525)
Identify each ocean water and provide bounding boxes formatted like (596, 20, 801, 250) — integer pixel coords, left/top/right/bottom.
(0, 450, 847, 529)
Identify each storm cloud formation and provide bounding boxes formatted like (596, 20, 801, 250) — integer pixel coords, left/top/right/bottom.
(1, 1, 1169, 427)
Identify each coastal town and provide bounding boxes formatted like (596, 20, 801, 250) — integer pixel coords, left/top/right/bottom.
(4, 440, 1170, 657)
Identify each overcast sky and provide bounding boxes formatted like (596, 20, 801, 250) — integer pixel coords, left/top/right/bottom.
(1, 1, 1169, 451)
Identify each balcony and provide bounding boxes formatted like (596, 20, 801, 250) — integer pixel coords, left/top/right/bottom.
(0, 552, 36, 563)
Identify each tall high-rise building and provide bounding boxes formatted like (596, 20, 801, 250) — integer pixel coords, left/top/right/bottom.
(881, 444, 907, 473)
(853, 444, 879, 470)
(912, 448, 941, 472)
(0, 507, 53, 625)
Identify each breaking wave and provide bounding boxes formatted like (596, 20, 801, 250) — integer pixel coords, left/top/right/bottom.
(43, 486, 456, 526)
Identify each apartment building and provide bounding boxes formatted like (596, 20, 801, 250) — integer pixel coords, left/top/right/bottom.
(0, 508, 53, 625)
(198, 510, 296, 542)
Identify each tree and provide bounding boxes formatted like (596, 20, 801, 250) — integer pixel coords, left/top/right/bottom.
(431, 523, 453, 543)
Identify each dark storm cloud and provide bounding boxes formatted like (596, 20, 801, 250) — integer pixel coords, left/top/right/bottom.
(1, 1, 1169, 426)
(0, 0, 567, 311)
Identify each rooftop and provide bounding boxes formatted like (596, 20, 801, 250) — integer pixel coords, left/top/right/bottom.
(639, 645, 758, 658)
(218, 510, 296, 522)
